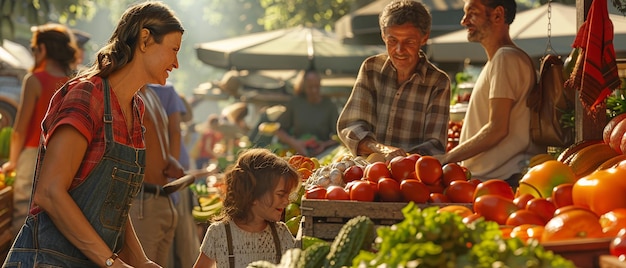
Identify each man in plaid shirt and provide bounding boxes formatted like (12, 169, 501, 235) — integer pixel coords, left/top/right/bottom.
(337, 0, 450, 162)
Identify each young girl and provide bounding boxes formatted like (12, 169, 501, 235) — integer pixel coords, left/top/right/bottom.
(193, 148, 300, 268)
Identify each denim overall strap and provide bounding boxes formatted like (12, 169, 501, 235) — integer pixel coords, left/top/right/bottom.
(4, 79, 146, 268)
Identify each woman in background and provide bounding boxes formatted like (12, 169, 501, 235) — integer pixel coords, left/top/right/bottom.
(275, 69, 339, 156)
(1, 23, 77, 238)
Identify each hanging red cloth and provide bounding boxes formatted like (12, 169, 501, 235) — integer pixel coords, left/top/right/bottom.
(564, 0, 622, 112)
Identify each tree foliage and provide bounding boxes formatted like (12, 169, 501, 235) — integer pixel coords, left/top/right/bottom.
(0, 0, 97, 41)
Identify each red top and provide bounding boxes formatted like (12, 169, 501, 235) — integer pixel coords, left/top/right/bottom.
(42, 76, 145, 189)
(25, 71, 69, 148)
(198, 130, 223, 158)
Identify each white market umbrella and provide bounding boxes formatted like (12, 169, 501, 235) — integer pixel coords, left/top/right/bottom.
(194, 25, 386, 74)
(427, 2, 626, 62)
(335, 0, 467, 45)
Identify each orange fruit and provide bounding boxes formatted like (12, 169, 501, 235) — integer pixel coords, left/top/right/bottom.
(288, 155, 314, 170)
(541, 206, 606, 242)
(297, 168, 312, 181)
(510, 224, 545, 243)
(437, 205, 473, 218)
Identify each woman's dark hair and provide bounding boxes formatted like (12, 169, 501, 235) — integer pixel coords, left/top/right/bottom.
(81, 1, 184, 78)
(379, 0, 431, 36)
(216, 148, 300, 223)
(30, 23, 77, 75)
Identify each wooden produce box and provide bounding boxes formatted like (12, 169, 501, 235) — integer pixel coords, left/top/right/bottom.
(542, 237, 612, 268)
(299, 199, 471, 241)
(0, 186, 13, 260)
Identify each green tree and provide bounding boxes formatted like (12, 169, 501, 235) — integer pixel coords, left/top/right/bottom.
(0, 0, 96, 41)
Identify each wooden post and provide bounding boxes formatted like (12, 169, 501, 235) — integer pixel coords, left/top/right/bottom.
(574, 0, 607, 142)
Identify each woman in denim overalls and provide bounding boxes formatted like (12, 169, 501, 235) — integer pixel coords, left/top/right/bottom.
(2, 2, 184, 267)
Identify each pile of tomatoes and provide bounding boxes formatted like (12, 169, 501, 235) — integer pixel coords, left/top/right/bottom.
(303, 154, 475, 204)
(447, 121, 463, 152)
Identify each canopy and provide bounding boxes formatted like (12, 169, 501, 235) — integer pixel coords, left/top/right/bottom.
(0, 39, 33, 70)
(335, 0, 468, 45)
(195, 25, 386, 74)
(427, 2, 626, 63)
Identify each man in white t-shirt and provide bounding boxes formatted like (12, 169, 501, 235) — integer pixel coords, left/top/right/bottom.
(433, 0, 544, 187)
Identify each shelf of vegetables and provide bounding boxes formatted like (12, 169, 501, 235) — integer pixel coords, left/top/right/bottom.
(299, 199, 471, 241)
(279, 126, 626, 268)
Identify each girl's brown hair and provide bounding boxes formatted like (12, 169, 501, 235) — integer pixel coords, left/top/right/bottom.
(80, 1, 184, 78)
(215, 148, 300, 223)
(30, 23, 77, 75)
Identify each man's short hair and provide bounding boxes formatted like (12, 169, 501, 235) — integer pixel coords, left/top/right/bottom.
(379, 0, 431, 36)
(482, 0, 517, 24)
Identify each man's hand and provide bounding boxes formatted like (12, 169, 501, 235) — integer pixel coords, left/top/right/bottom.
(360, 139, 406, 162)
(432, 154, 447, 165)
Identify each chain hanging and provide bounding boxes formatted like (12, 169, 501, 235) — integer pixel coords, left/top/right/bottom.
(544, 0, 557, 55)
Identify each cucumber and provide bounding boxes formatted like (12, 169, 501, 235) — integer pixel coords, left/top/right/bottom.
(324, 215, 375, 268)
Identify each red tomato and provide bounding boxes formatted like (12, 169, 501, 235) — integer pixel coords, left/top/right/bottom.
(400, 179, 430, 203)
(600, 208, 626, 237)
(325, 186, 349, 200)
(462, 213, 483, 224)
(364, 162, 391, 183)
(610, 229, 626, 259)
(429, 193, 451, 203)
(551, 183, 574, 208)
(343, 165, 364, 183)
(525, 198, 556, 223)
(377, 177, 403, 202)
(349, 180, 376, 202)
(442, 163, 467, 186)
(468, 178, 481, 187)
(305, 186, 327, 200)
(444, 180, 476, 203)
(505, 209, 547, 226)
(426, 182, 445, 194)
(554, 205, 594, 217)
(473, 179, 515, 201)
(389, 156, 417, 181)
(462, 166, 472, 180)
(513, 193, 535, 209)
(406, 153, 421, 162)
(473, 194, 519, 225)
(415, 156, 443, 185)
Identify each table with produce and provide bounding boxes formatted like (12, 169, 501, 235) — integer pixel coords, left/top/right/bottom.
(183, 98, 626, 267)
(243, 110, 626, 268)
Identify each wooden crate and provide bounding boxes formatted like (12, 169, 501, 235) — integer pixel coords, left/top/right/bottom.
(299, 199, 471, 240)
(542, 237, 612, 268)
(0, 186, 13, 260)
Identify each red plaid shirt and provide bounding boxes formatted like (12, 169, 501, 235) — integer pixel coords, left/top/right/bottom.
(42, 76, 145, 190)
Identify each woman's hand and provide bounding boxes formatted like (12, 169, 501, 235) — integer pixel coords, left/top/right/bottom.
(1, 161, 15, 174)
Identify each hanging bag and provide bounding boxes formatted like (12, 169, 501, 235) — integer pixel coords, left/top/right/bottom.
(526, 0, 576, 148)
(527, 54, 575, 147)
